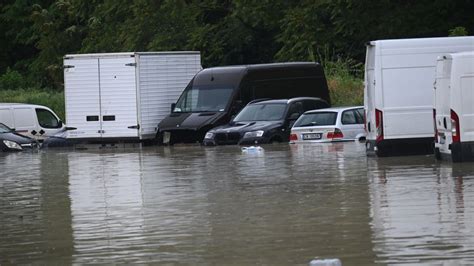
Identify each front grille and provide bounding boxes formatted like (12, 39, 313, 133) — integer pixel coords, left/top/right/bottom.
(215, 132, 241, 144)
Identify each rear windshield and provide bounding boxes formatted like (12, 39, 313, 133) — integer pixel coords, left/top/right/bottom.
(293, 112, 337, 127)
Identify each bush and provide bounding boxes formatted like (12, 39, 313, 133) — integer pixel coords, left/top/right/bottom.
(0, 68, 27, 90)
(322, 58, 364, 107)
(0, 89, 65, 121)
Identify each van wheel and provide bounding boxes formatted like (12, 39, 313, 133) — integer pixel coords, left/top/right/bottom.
(358, 137, 366, 142)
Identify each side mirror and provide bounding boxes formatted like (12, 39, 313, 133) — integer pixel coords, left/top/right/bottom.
(171, 103, 176, 113)
(58, 120, 63, 128)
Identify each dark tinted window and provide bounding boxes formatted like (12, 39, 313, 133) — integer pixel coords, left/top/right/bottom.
(303, 100, 329, 112)
(287, 102, 304, 117)
(294, 112, 337, 127)
(36, 108, 60, 128)
(234, 103, 287, 121)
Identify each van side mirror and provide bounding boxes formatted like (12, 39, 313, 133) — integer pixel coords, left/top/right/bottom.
(171, 103, 176, 113)
(58, 120, 63, 128)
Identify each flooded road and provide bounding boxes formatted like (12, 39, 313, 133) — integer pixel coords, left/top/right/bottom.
(1, 142, 474, 265)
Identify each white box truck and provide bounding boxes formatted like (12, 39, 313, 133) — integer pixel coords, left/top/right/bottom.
(364, 37, 474, 156)
(64, 52, 201, 142)
(434, 51, 474, 162)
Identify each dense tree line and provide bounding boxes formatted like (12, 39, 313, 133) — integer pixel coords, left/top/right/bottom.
(1, 0, 473, 90)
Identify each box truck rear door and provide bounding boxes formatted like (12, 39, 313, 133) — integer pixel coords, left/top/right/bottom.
(64, 58, 102, 139)
(99, 57, 139, 138)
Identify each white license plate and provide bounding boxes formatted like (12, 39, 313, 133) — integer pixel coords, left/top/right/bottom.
(163, 132, 171, 144)
(302, 133, 322, 140)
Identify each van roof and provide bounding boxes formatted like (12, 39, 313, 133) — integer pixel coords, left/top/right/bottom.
(204, 62, 321, 72)
(0, 103, 51, 109)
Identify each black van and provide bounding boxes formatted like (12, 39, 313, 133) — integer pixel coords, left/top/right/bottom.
(157, 62, 330, 144)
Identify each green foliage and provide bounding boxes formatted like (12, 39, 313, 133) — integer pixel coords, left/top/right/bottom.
(0, 68, 27, 90)
(0, 89, 65, 121)
(449, 26, 468, 36)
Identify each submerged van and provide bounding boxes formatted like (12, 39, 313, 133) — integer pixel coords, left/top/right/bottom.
(0, 103, 66, 141)
(364, 36, 474, 156)
(434, 51, 474, 162)
(157, 62, 330, 144)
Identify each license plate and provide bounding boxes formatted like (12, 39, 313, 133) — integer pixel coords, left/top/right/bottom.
(302, 133, 322, 140)
(163, 132, 171, 144)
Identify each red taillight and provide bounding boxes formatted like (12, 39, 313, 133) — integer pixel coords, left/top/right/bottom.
(290, 133, 298, 141)
(451, 109, 460, 143)
(327, 128, 344, 139)
(433, 109, 438, 143)
(375, 109, 384, 142)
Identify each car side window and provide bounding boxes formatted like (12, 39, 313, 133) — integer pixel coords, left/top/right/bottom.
(355, 108, 365, 124)
(341, 110, 358, 125)
(287, 102, 304, 117)
(36, 108, 61, 129)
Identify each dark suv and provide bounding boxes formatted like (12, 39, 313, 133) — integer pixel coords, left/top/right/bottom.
(203, 97, 329, 145)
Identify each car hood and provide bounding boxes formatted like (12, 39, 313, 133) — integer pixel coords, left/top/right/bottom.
(212, 121, 282, 133)
(0, 132, 36, 144)
(159, 112, 226, 131)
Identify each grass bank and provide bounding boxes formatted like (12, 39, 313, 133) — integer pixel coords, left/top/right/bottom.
(0, 89, 65, 121)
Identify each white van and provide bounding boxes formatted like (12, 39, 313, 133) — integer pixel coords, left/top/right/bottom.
(0, 103, 66, 140)
(434, 51, 474, 162)
(64, 52, 201, 142)
(364, 36, 474, 156)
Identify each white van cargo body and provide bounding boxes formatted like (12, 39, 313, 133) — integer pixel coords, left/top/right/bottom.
(364, 37, 474, 156)
(64, 52, 201, 141)
(0, 103, 66, 140)
(434, 51, 474, 162)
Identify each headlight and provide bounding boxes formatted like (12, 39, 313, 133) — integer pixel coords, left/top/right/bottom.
(243, 130, 264, 138)
(3, 140, 22, 150)
(204, 132, 214, 139)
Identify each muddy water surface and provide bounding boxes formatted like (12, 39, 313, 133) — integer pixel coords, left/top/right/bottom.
(1, 142, 474, 265)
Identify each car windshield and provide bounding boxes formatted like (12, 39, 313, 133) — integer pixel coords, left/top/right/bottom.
(174, 85, 234, 112)
(294, 112, 337, 127)
(0, 123, 13, 133)
(233, 103, 287, 122)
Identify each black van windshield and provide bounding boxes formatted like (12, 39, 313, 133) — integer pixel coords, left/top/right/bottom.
(234, 103, 287, 122)
(174, 86, 234, 112)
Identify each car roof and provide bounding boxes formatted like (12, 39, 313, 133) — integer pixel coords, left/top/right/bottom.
(250, 97, 326, 105)
(303, 106, 364, 114)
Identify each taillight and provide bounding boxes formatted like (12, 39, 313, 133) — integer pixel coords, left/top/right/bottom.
(289, 133, 298, 141)
(451, 109, 460, 143)
(433, 109, 438, 143)
(375, 109, 384, 142)
(327, 128, 344, 139)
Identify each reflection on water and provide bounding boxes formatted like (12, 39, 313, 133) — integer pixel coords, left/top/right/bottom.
(368, 157, 474, 264)
(1, 143, 474, 264)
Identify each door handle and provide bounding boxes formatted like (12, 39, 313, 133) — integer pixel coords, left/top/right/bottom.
(128, 125, 140, 129)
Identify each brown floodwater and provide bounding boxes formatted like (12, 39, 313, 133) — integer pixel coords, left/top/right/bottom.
(1, 142, 474, 265)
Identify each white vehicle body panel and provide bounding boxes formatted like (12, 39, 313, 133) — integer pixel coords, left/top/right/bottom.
(435, 51, 474, 158)
(290, 106, 365, 143)
(64, 52, 201, 140)
(365, 37, 474, 144)
(0, 103, 65, 140)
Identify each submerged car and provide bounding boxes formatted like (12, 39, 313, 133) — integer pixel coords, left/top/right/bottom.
(0, 123, 39, 151)
(203, 97, 329, 145)
(290, 106, 366, 143)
